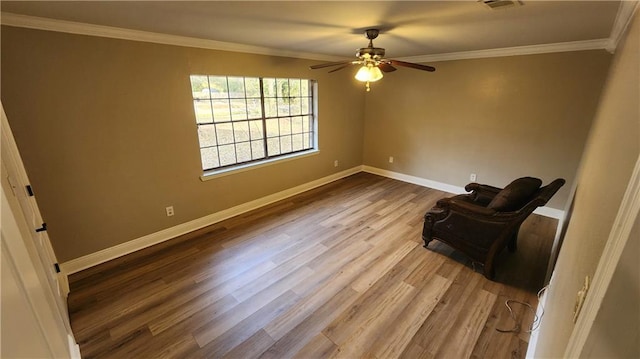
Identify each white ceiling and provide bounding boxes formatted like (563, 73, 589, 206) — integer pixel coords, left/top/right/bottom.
(0, 1, 626, 61)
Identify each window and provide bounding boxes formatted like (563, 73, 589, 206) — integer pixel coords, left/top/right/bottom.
(190, 75, 316, 173)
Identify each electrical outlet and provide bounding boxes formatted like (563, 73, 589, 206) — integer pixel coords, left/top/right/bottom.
(165, 206, 174, 217)
(470, 173, 477, 182)
(389, 156, 394, 163)
(334, 160, 339, 167)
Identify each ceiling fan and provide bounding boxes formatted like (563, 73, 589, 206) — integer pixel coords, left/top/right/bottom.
(310, 29, 436, 91)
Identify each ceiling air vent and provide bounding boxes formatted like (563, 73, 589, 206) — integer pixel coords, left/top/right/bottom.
(481, 0, 523, 10)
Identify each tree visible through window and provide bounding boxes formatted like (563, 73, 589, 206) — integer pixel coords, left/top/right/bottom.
(190, 75, 316, 171)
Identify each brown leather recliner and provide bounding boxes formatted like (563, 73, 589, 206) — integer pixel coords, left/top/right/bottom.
(422, 177, 565, 280)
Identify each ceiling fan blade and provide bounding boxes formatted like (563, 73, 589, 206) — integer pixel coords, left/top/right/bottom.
(328, 64, 351, 73)
(378, 62, 397, 72)
(390, 60, 436, 72)
(309, 61, 353, 70)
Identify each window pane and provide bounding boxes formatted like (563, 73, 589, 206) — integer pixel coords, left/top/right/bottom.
(277, 97, 290, 116)
(249, 120, 264, 140)
(301, 97, 310, 115)
(191, 75, 210, 99)
(289, 79, 301, 98)
(247, 98, 262, 119)
(302, 115, 310, 132)
(291, 116, 303, 134)
(266, 118, 279, 138)
(303, 133, 311, 148)
(292, 134, 303, 151)
(277, 78, 289, 98)
(233, 121, 250, 142)
(251, 140, 265, 159)
(215, 123, 234, 145)
(281, 135, 292, 153)
(300, 80, 309, 96)
(219, 144, 236, 166)
(193, 100, 213, 124)
(230, 99, 248, 121)
(227, 77, 245, 98)
(198, 125, 217, 147)
(267, 137, 280, 156)
(236, 142, 251, 163)
(208, 76, 228, 98)
(263, 78, 276, 97)
(212, 99, 231, 122)
(264, 98, 277, 118)
(279, 118, 291, 135)
(289, 97, 301, 116)
(201, 147, 219, 169)
(245, 78, 260, 97)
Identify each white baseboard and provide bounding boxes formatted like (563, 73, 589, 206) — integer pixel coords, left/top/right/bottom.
(526, 285, 550, 358)
(363, 165, 467, 195)
(61, 166, 361, 274)
(533, 206, 564, 220)
(362, 165, 564, 220)
(57, 272, 70, 298)
(62, 164, 564, 275)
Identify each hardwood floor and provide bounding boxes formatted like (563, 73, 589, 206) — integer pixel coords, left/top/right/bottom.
(68, 173, 558, 359)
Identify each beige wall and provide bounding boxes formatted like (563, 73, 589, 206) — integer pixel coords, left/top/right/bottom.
(535, 9, 640, 357)
(1, 26, 365, 262)
(362, 50, 611, 209)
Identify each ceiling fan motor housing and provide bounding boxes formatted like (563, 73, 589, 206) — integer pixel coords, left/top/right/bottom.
(356, 47, 385, 59)
(358, 29, 385, 59)
(364, 29, 380, 40)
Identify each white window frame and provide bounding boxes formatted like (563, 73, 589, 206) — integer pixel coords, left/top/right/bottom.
(189, 75, 318, 180)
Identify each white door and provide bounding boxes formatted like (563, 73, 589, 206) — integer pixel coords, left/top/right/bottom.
(1, 102, 80, 358)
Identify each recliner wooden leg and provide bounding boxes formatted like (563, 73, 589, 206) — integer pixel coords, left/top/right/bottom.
(484, 260, 496, 280)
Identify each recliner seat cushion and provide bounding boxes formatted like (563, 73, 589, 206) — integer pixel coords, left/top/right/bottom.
(487, 177, 542, 211)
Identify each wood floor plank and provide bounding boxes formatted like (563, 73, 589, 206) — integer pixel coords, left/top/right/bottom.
(262, 230, 410, 341)
(230, 242, 324, 302)
(294, 333, 337, 359)
(403, 268, 485, 355)
(196, 290, 301, 358)
(193, 266, 313, 346)
(71, 279, 171, 338)
(221, 329, 275, 359)
(67, 173, 556, 359)
(145, 290, 239, 337)
(259, 286, 361, 358)
(434, 288, 498, 358)
(471, 286, 537, 358)
(325, 281, 417, 357)
(350, 239, 418, 292)
(370, 274, 452, 358)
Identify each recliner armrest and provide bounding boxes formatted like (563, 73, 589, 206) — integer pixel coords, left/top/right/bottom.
(464, 183, 502, 206)
(465, 183, 502, 194)
(440, 198, 497, 217)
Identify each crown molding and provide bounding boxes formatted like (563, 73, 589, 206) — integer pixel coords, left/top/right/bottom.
(0, 12, 345, 62)
(0, 10, 625, 63)
(397, 39, 611, 63)
(606, 0, 639, 52)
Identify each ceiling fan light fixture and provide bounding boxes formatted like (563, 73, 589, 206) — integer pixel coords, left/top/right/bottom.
(355, 65, 383, 82)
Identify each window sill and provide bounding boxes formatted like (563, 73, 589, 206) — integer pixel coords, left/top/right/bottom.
(199, 149, 320, 181)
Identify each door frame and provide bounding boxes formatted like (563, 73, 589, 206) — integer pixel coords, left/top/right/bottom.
(1, 102, 80, 358)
